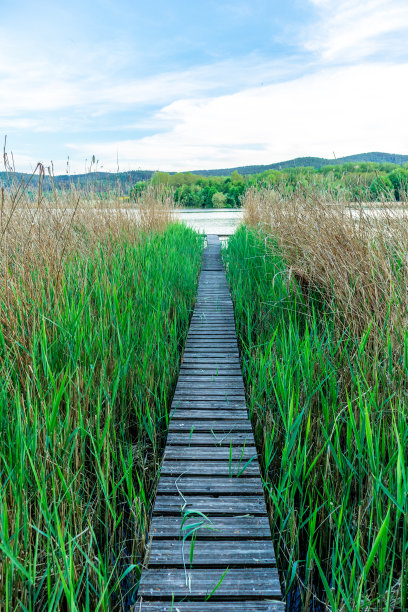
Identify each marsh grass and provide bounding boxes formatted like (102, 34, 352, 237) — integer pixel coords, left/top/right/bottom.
(225, 189, 408, 611)
(0, 167, 204, 610)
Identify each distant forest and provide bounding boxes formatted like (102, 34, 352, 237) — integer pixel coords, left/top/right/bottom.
(131, 159, 408, 207)
(1, 152, 408, 199)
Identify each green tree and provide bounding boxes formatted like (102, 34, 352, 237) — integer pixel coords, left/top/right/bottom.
(151, 172, 171, 185)
(212, 192, 227, 208)
(230, 170, 244, 183)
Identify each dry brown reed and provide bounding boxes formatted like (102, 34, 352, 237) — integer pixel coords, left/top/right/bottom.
(0, 165, 199, 610)
(0, 164, 174, 271)
(243, 186, 408, 345)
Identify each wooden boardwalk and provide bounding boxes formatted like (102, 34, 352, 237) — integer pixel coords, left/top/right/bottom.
(137, 235, 284, 610)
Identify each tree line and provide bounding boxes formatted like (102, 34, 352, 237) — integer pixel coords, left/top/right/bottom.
(130, 162, 408, 207)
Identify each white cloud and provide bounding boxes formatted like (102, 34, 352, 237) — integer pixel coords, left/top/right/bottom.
(0, 16, 299, 121)
(66, 62, 408, 172)
(305, 0, 408, 62)
(2, 0, 408, 173)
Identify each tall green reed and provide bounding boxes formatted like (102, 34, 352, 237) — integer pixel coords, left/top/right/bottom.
(225, 227, 408, 611)
(0, 224, 203, 610)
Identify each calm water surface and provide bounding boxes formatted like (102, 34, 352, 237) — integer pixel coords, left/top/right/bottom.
(174, 208, 243, 236)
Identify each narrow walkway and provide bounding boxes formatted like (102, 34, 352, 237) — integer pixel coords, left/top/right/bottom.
(137, 235, 284, 610)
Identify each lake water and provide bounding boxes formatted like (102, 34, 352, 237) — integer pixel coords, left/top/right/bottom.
(174, 208, 243, 237)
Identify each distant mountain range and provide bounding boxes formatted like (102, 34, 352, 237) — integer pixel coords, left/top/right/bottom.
(1, 152, 407, 193)
(192, 152, 408, 176)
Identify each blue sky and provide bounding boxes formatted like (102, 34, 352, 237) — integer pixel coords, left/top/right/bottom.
(1, 0, 408, 173)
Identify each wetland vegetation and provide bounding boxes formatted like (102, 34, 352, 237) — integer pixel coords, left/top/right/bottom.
(0, 173, 203, 610)
(224, 188, 408, 611)
(2, 161, 408, 611)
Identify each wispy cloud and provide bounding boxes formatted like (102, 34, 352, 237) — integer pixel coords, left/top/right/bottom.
(305, 0, 408, 62)
(67, 62, 408, 172)
(2, 0, 408, 173)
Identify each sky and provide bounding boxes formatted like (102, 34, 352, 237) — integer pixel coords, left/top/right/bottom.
(1, 0, 408, 174)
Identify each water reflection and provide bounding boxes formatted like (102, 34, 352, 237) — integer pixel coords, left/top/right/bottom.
(174, 208, 243, 236)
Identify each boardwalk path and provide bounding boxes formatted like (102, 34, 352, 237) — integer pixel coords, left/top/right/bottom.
(138, 235, 284, 610)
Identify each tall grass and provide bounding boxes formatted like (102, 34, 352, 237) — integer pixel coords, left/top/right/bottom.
(224, 190, 408, 611)
(0, 171, 204, 610)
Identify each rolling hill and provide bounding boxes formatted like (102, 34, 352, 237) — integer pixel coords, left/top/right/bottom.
(1, 152, 407, 193)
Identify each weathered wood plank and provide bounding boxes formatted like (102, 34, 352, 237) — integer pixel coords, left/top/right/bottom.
(186, 330, 235, 335)
(179, 368, 243, 375)
(183, 350, 240, 356)
(175, 381, 244, 387)
(148, 515, 270, 539)
(153, 495, 267, 515)
(171, 401, 247, 409)
(138, 568, 282, 599)
(163, 447, 257, 461)
(147, 540, 276, 567)
(176, 382, 245, 390)
(170, 410, 248, 420)
(156, 476, 263, 495)
(160, 460, 260, 477)
(185, 340, 237, 345)
(189, 319, 235, 324)
(138, 602, 285, 611)
(166, 432, 253, 446)
(173, 390, 245, 399)
(181, 355, 240, 361)
(188, 331, 237, 335)
(168, 420, 251, 432)
(177, 375, 244, 382)
(181, 357, 241, 363)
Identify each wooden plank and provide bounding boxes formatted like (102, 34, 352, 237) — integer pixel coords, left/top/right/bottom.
(183, 346, 238, 352)
(190, 323, 235, 326)
(147, 540, 276, 567)
(177, 377, 245, 384)
(173, 395, 246, 402)
(181, 355, 240, 361)
(176, 382, 245, 390)
(138, 568, 282, 599)
(166, 432, 253, 446)
(148, 515, 270, 539)
(168, 420, 251, 432)
(160, 460, 260, 477)
(173, 390, 245, 398)
(171, 401, 247, 409)
(186, 338, 237, 346)
(188, 322, 235, 326)
(180, 357, 241, 363)
(153, 495, 267, 515)
(194, 306, 233, 310)
(191, 315, 235, 319)
(156, 477, 263, 495)
(184, 346, 239, 352)
(170, 410, 248, 420)
(138, 602, 285, 611)
(187, 329, 236, 333)
(164, 447, 257, 461)
(177, 375, 244, 382)
(186, 336, 237, 341)
(182, 350, 240, 356)
(188, 329, 236, 334)
(185, 340, 237, 345)
(179, 368, 243, 375)
(190, 318, 235, 322)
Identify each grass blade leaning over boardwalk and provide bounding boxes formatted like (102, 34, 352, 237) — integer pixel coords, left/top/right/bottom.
(224, 223, 408, 612)
(0, 176, 204, 610)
